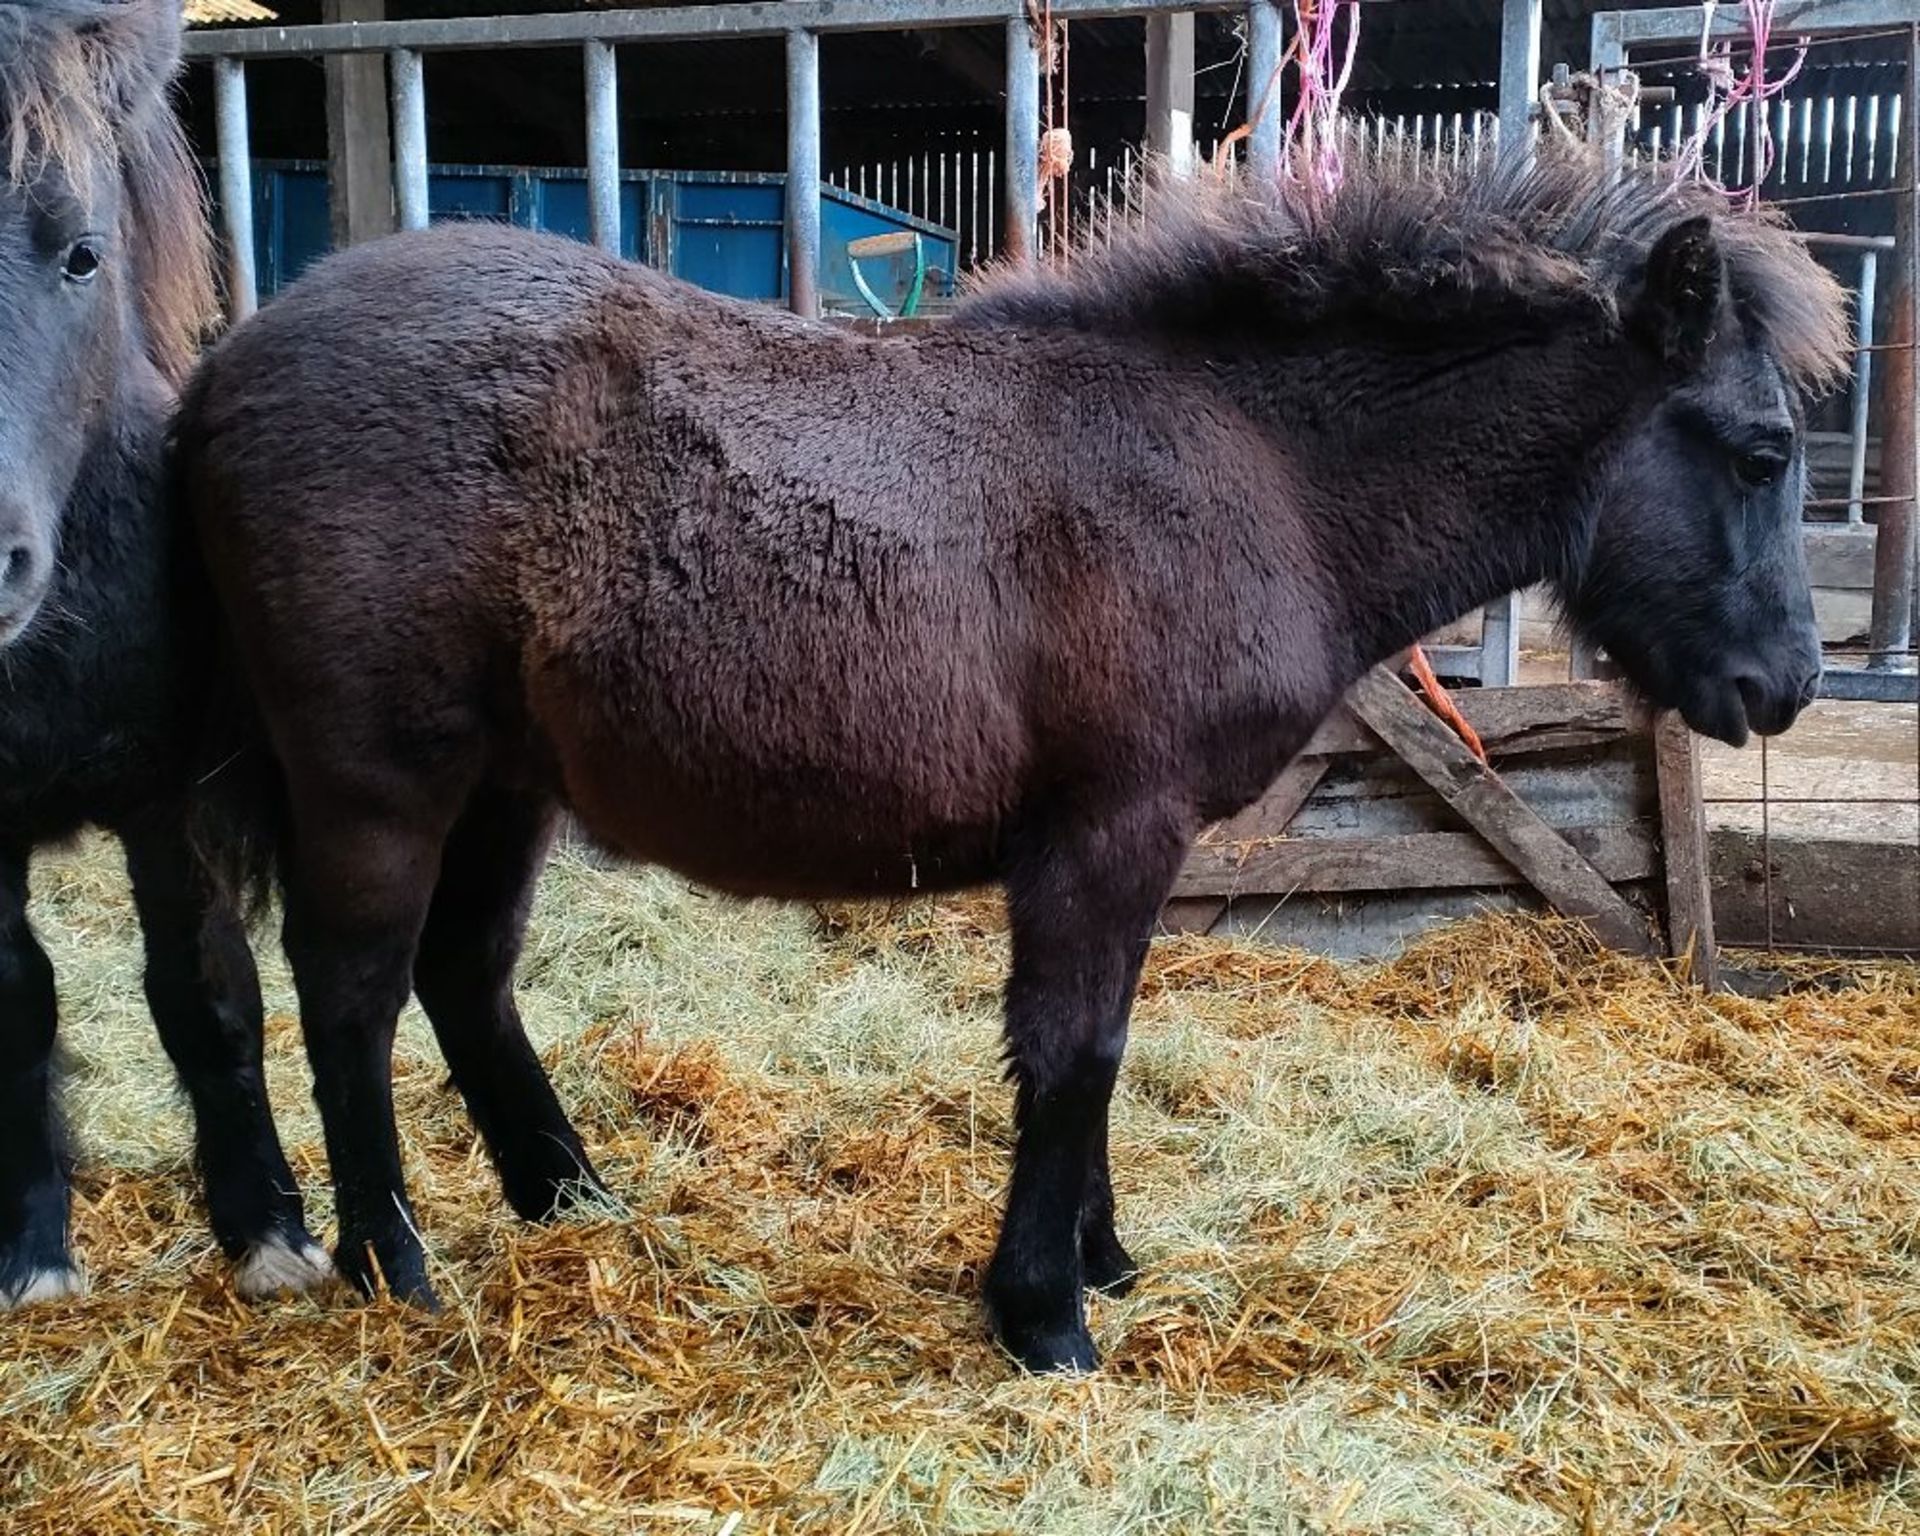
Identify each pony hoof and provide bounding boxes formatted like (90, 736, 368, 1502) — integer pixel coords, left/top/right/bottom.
(999, 1320, 1100, 1374)
(0, 1265, 88, 1310)
(234, 1235, 337, 1299)
(1081, 1239, 1139, 1298)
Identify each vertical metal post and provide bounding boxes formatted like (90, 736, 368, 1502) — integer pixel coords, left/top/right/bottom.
(1570, 21, 1631, 682)
(584, 40, 621, 255)
(1146, 14, 1196, 179)
(1247, 0, 1283, 184)
(390, 47, 430, 233)
(1477, 0, 1543, 689)
(1004, 14, 1041, 264)
(1870, 26, 1920, 667)
(1497, 0, 1543, 160)
(213, 58, 258, 321)
(786, 28, 822, 317)
(1849, 249, 1879, 526)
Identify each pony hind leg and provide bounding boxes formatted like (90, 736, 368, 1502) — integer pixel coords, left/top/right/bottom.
(0, 846, 83, 1308)
(411, 787, 606, 1222)
(282, 787, 455, 1307)
(984, 801, 1188, 1372)
(118, 812, 330, 1299)
(1080, 1101, 1137, 1296)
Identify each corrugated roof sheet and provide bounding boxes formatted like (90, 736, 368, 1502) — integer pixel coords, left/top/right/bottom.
(183, 1, 277, 25)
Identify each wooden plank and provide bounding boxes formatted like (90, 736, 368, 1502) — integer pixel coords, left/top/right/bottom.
(1173, 823, 1657, 898)
(1298, 680, 1632, 759)
(1158, 897, 1227, 935)
(1805, 526, 1880, 591)
(323, 0, 396, 248)
(1342, 669, 1658, 955)
(1652, 712, 1719, 986)
(1195, 757, 1330, 846)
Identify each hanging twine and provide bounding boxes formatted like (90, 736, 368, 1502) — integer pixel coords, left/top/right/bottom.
(1029, 1, 1074, 263)
(1673, 0, 1807, 207)
(1281, 0, 1361, 198)
(1537, 68, 1642, 154)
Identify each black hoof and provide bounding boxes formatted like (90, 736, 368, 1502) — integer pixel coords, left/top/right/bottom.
(1081, 1232, 1139, 1297)
(984, 1270, 1100, 1373)
(336, 1236, 439, 1311)
(499, 1138, 609, 1224)
(995, 1315, 1100, 1374)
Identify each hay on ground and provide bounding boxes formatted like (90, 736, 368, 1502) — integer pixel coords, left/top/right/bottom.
(2, 833, 1916, 1533)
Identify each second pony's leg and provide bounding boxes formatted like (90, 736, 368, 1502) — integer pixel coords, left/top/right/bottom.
(0, 845, 80, 1307)
(983, 799, 1187, 1372)
(411, 787, 604, 1221)
(119, 811, 330, 1297)
(1079, 1101, 1137, 1296)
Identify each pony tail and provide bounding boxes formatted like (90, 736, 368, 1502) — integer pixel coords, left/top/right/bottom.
(169, 386, 286, 927)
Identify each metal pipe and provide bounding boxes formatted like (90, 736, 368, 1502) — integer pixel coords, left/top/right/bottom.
(390, 47, 430, 231)
(213, 57, 258, 320)
(1570, 27, 1630, 682)
(1247, 0, 1282, 183)
(1849, 249, 1878, 526)
(183, 1, 1261, 59)
(786, 28, 822, 316)
(584, 40, 621, 254)
(1496, 0, 1542, 158)
(1145, 13, 1196, 179)
(1868, 25, 1919, 667)
(1003, 13, 1040, 265)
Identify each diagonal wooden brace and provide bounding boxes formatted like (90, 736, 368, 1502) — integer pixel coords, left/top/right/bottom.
(1343, 668, 1659, 956)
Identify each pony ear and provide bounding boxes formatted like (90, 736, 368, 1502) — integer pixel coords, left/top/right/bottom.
(1632, 216, 1724, 370)
(79, 0, 184, 125)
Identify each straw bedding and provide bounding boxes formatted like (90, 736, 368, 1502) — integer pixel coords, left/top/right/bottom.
(1, 833, 1916, 1533)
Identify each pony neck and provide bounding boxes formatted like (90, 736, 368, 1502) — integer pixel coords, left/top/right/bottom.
(1244, 318, 1640, 678)
(63, 362, 172, 560)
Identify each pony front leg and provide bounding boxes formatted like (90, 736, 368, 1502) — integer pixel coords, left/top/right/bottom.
(0, 847, 82, 1307)
(119, 812, 329, 1298)
(283, 802, 449, 1308)
(984, 803, 1188, 1372)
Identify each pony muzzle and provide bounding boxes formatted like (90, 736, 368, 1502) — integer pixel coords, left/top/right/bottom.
(0, 516, 52, 644)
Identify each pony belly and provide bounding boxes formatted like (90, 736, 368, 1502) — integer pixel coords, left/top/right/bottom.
(559, 753, 1004, 900)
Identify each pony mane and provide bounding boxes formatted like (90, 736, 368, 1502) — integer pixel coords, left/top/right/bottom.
(0, 0, 216, 386)
(958, 147, 1851, 398)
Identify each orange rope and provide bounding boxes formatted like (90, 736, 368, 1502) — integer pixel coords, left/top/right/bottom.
(1405, 645, 1489, 764)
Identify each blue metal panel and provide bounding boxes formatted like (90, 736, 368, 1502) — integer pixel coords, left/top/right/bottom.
(821, 187, 956, 311)
(217, 159, 954, 309)
(667, 177, 785, 301)
(532, 175, 651, 262)
(428, 170, 512, 223)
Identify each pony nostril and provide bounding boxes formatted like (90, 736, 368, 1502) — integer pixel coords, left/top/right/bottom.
(1, 543, 35, 592)
(1797, 668, 1822, 709)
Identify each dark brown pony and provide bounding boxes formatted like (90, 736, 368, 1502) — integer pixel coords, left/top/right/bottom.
(180, 152, 1847, 1371)
(0, 0, 324, 1307)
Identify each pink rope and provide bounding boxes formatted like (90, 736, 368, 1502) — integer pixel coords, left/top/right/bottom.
(1672, 0, 1807, 208)
(1281, 0, 1361, 199)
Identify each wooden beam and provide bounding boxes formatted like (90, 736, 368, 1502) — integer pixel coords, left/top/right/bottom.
(1174, 823, 1658, 898)
(1299, 679, 1631, 759)
(323, 0, 395, 248)
(1652, 712, 1719, 987)
(1195, 757, 1330, 845)
(1342, 669, 1658, 955)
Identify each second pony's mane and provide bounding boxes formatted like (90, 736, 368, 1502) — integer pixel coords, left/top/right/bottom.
(958, 150, 1849, 399)
(0, 0, 215, 387)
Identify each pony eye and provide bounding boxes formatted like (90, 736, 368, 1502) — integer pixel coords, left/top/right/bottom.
(1732, 450, 1786, 489)
(61, 241, 100, 285)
